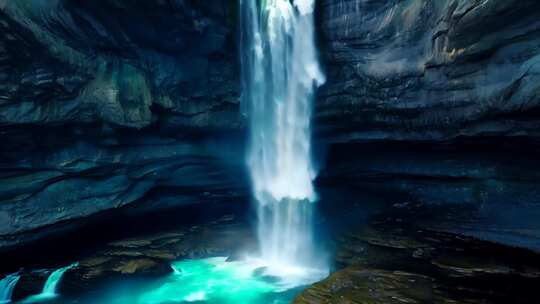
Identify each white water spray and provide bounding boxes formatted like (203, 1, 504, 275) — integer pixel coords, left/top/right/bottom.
(0, 273, 20, 304)
(240, 0, 326, 282)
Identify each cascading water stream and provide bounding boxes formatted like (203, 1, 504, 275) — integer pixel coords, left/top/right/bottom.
(0, 273, 20, 304)
(21, 263, 78, 303)
(41, 263, 77, 296)
(240, 0, 327, 283)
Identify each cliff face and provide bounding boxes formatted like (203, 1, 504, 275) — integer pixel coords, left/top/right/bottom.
(316, 0, 540, 142)
(0, 0, 246, 250)
(2, 0, 540, 252)
(0, 0, 241, 130)
(315, 0, 540, 253)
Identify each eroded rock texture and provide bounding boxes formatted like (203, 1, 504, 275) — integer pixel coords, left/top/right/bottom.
(2, 0, 540, 253)
(320, 140, 540, 252)
(314, 0, 540, 255)
(0, 0, 245, 250)
(317, 0, 540, 141)
(0, 0, 241, 129)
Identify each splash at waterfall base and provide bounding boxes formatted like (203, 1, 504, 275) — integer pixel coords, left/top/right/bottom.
(248, 198, 328, 288)
(15, 259, 306, 304)
(104, 258, 304, 304)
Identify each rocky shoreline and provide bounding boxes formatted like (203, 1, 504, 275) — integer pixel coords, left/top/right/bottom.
(295, 202, 540, 303)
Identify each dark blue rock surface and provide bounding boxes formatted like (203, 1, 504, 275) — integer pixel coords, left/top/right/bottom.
(316, 0, 540, 141)
(0, 0, 245, 250)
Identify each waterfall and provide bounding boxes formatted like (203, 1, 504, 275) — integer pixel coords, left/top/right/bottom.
(21, 263, 78, 303)
(240, 0, 326, 282)
(0, 273, 20, 304)
(42, 263, 77, 296)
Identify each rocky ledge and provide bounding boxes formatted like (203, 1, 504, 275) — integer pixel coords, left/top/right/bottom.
(295, 201, 540, 304)
(319, 140, 540, 253)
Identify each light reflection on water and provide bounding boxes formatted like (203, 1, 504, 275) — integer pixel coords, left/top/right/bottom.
(75, 257, 307, 304)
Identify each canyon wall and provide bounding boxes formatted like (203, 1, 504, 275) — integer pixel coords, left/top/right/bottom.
(316, 0, 540, 141)
(316, 0, 540, 251)
(0, 0, 246, 250)
(2, 0, 540, 251)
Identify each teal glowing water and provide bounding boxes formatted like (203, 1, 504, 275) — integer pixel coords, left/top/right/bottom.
(0, 273, 20, 304)
(88, 257, 303, 304)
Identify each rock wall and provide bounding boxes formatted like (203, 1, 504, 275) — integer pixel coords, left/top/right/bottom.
(316, 0, 540, 142)
(315, 0, 540, 252)
(0, 0, 241, 130)
(3, 0, 540, 252)
(0, 0, 245, 250)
